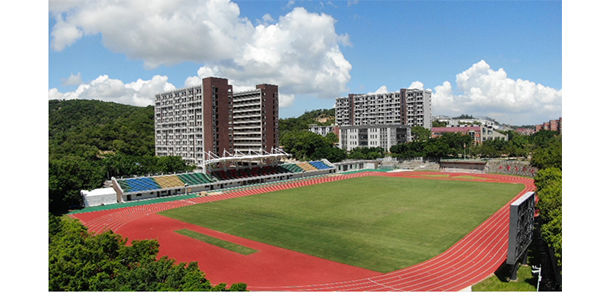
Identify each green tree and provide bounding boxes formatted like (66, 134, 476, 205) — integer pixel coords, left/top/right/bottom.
(541, 209, 562, 266)
(411, 126, 431, 142)
(423, 138, 451, 158)
(534, 167, 562, 267)
(325, 132, 339, 145)
(390, 141, 425, 159)
(347, 147, 385, 160)
(49, 156, 104, 214)
(531, 135, 562, 170)
(49, 218, 247, 291)
(432, 120, 448, 127)
(437, 132, 472, 157)
(534, 167, 562, 221)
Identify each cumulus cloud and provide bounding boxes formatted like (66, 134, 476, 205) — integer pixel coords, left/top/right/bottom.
(50, 0, 352, 107)
(279, 93, 296, 108)
(369, 85, 389, 94)
(60, 73, 84, 86)
(49, 75, 176, 107)
(50, 0, 251, 68)
(408, 81, 424, 90)
(431, 60, 562, 125)
(181, 6, 352, 104)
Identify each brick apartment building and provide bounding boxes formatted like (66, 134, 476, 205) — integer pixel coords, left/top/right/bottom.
(154, 77, 279, 166)
(535, 117, 562, 134)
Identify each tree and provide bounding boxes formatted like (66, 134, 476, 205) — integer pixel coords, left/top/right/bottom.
(534, 167, 562, 221)
(49, 218, 247, 291)
(437, 132, 472, 157)
(534, 167, 562, 267)
(411, 126, 431, 142)
(531, 135, 562, 170)
(49, 156, 104, 214)
(325, 147, 348, 162)
(390, 141, 425, 159)
(347, 147, 385, 160)
(432, 120, 448, 127)
(325, 132, 339, 145)
(423, 138, 451, 159)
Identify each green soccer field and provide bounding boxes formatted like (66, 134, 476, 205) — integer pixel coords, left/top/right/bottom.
(159, 176, 524, 273)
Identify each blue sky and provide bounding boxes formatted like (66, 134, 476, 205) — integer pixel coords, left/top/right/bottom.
(48, 0, 562, 125)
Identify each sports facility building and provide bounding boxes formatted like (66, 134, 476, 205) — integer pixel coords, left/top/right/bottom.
(82, 149, 337, 206)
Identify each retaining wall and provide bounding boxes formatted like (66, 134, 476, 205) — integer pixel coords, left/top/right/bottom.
(485, 160, 538, 177)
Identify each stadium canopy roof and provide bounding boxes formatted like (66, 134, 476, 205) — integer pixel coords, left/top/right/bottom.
(199, 148, 291, 169)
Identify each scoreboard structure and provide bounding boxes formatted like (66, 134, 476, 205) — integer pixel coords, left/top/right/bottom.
(506, 191, 536, 280)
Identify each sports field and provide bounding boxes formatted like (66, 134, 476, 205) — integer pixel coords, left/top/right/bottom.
(159, 175, 523, 273)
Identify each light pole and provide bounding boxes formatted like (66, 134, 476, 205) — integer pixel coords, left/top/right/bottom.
(531, 265, 541, 292)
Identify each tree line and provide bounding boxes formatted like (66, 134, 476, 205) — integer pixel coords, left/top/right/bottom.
(390, 127, 561, 161)
(532, 136, 562, 269)
(49, 214, 247, 291)
(49, 99, 194, 215)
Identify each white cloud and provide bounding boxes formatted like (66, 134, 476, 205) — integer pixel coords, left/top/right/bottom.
(50, 0, 252, 68)
(408, 81, 424, 90)
(51, 1, 352, 107)
(50, 14, 83, 51)
(279, 93, 295, 108)
(48, 75, 176, 107)
(431, 60, 562, 125)
(369, 85, 389, 94)
(60, 72, 84, 86)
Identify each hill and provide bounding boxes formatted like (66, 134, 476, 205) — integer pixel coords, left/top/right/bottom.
(49, 99, 155, 159)
(48, 99, 193, 214)
(278, 108, 334, 138)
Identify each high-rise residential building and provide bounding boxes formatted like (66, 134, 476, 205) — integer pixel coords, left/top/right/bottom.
(335, 88, 431, 150)
(335, 88, 432, 129)
(154, 77, 279, 166)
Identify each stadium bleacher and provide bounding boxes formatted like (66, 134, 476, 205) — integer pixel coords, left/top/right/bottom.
(125, 177, 162, 192)
(297, 162, 317, 172)
(310, 161, 331, 170)
(117, 161, 335, 193)
(280, 163, 304, 173)
(153, 175, 185, 189)
(211, 165, 298, 182)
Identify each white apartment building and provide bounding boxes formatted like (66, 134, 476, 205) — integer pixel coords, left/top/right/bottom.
(433, 116, 498, 129)
(309, 124, 336, 137)
(335, 88, 432, 129)
(339, 125, 411, 152)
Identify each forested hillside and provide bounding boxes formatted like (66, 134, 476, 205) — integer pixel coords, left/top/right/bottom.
(48, 99, 193, 214)
(49, 99, 155, 159)
(278, 108, 334, 138)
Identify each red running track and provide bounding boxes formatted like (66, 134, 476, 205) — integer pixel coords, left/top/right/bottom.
(70, 171, 535, 291)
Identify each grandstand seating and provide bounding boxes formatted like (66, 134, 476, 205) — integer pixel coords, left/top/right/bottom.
(280, 163, 304, 173)
(118, 172, 219, 193)
(309, 161, 331, 170)
(153, 175, 185, 189)
(117, 161, 335, 192)
(177, 173, 217, 186)
(297, 162, 317, 172)
(210, 165, 305, 182)
(125, 177, 162, 192)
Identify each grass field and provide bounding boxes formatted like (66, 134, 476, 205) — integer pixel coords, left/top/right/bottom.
(175, 229, 258, 255)
(159, 176, 524, 273)
(473, 265, 537, 291)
